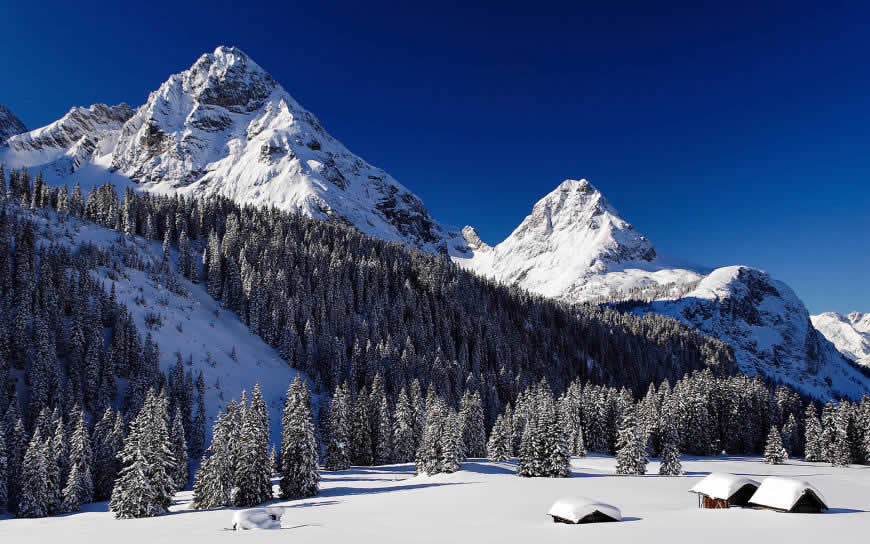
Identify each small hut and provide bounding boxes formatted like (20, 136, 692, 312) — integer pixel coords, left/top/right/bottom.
(547, 497, 622, 524)
(748, 477, 828, 513)
(689, 473, 760, 509)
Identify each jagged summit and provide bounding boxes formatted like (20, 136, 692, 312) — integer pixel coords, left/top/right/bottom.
(1, 46, 459, 253)
(454, 178, 682, 302)
(0, 104, 27, 145)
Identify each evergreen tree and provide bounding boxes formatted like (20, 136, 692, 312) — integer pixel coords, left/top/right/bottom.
(804, 404, 823, 462)
(416, 396, 447, 476)
(658, 413, 683, 475)
(233, 386, 272, 506)
(92, 409, 124, 501)
(392, 387, 416, 464)
(18, 429, 50, 518)
(615, 408, 647, 475)
(763, 425, 787, 465)
(0, 427, 6, 513)
(350, 387, 373, 466)
(64, 409, 93, 509)
(459, 391, 486, 458)
(189, 372, 207, 459)
(192, 410, 234, 509)
(781, 413, 798, 457)
(486, 413, 511, 462)
(169, 409, 189, 492)
(325, 382, 352, 471)
(279, 377, 319, 499)
(109, 390, 176, 518)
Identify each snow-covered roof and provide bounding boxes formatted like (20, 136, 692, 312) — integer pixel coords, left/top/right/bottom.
(547, 496, 622, 523)
(748, 477, 828, 511)
(689, 473, 759, 501)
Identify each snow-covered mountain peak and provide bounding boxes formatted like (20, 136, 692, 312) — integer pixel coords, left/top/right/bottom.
(455, 178, 680, 302)
(812, 311, 870, 367)
(2, 46, 458, 253)
(509, 178, 656, 265)
(0, 104, 27, 144)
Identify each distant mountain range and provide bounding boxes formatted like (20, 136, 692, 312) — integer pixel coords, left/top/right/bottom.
(1, 46, 866, 399)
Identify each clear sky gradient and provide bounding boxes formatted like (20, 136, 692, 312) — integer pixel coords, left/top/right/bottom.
(2, 1, 868, 314)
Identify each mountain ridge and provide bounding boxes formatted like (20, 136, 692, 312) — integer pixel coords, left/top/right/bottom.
(1, 45, 865, 399)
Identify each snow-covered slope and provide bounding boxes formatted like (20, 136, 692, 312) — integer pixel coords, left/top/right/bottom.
(24, 207, 299, 444)
(2, 456, 868, 543)
(812, 312, 870, 367)
(636, 266, 870, 398)
(0, 104, 27, 144)
(456, 179, 870, 399)
(0, 46, 461, 254)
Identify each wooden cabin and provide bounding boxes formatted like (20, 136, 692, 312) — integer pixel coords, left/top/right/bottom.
(748, 477, 828, 513)
(689, 473, 760, 509)
(548, 497, 622, 524)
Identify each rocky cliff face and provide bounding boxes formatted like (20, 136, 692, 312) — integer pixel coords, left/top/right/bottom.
(0, 104, 27, 145)
(812, 312, 870, 367)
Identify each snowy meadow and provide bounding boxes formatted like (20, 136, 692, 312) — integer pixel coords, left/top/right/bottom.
(2, 455, 868, 544)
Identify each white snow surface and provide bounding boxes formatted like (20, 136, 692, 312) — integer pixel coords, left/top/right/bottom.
(1, 455, 866, 543)
(689, 472, 759, 501)
(547, 496, 622, 523)
(812, 312, 870, 367)
(748, 477, 828, 512)
(21, 207, 300, 445)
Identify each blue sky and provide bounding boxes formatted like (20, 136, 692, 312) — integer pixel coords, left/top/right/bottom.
(2, 1, 868, 314)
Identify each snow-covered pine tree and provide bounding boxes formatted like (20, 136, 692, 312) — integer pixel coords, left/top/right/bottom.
(351, 386, 373, 466)
(192, 410, 234, 509)
(109, 390, 176, 518)
(324, 382, 352, 471)
(459, 391, 486, 458)
(374, 394, 393, 465)
(92, 409, 124, 501)
(440, 409, 464, 473)
(18, 429, 50, 518)
(392, 387, 416, 464)
(764, 425, 787, 465)
(831, 407, 853, 467)
(615, 407, 647, 475)
(0, 427, 7, 513)
(415, 396, 446, 476)
(804, 404, 823, 462)
(189, 372, 206, 459)
(516, 406, 542, 477)
(63, 409, 93, 509)
(279, 377, 319, 499)
(486, 413, 511, 462)
(233, 386, 272, 506)
(658, 411, 684, 475)
(169, 409, 189, 492)
(541, 401, 570, 478)
(781, 413, 798, 457)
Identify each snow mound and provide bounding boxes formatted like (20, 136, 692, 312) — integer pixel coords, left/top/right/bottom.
(689, 473, 759, 501)
(547, 496, 622, 523)
(231, 507, 284, 530)
(748, 477, 828, 512)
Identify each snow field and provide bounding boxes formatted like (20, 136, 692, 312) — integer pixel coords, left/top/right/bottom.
(2, 455, 867, 543)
